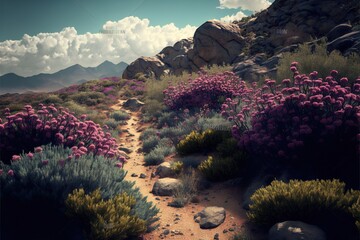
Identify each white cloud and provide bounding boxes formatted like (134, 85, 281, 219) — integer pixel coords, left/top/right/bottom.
(218, 0, 272, 11)
(220, 11, 247, 22)
(0, 16, 197, 77)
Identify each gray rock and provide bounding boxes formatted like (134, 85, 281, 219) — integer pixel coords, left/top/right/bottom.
(122, 98, 144, 111)
(328, 31, 360, 53)
(194, 206, 226, 229)
(327, 24, 353, 42)
(139, 173, 147, 179)
(269, 221, 326, 240)
(155, 162, 176, 178)
(152, 178, 182, 196)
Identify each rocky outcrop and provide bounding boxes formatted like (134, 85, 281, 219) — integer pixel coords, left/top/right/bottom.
(122, 0, 360, 81)
(152, 178, 182, 196)
(269, 221, 326, 240)
(194, 207, 226, 229)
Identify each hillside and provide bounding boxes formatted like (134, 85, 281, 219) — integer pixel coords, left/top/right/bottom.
(0, 61, 128, 94)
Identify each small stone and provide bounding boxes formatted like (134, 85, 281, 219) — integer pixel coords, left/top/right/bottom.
(131, 173, 138, 177)
(223, 229, 228, 233)
(163, 229, 170, 235)
(229, 228, 235, 232)
(214, 233, 219, 240)
(174, 217, 181, 221)
(155, 197, 160, 200)
(139, 173, 147, 179)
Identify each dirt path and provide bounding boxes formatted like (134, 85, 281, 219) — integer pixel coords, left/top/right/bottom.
(111, 100, 249, 240)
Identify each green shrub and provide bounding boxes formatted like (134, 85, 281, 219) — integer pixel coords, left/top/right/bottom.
(176, 129, 231, 156)
(43, 94, 63, 104)
(103, 119, 121, 130)
(64, 100, 88, 115)
(178, 156, 204, 169)
(142, 135, 160, 153)
(70, 92, 106, 106)
(0, 144, 159, 238)
(66, 188, 146, 240)
(198, 155, 243, 181)
(110, 110, 130, 121)
(248, 179, 360, 234)
(139, 128, 157, 141)
(277, 42, 360, 83)
(142, 99, 165, 118)
(170, 161, 183, 174)
(169, 169, 199, 208)
(144, 149, 165, 166)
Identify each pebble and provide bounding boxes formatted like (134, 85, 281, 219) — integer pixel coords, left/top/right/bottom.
(229, 228, 235, 232)
(131, 173, 138, 177)
(163, 229, 170, 235)
(223, 229, 228, 233)
(214, 233, 219, 240)
(139, 173, 147, 178)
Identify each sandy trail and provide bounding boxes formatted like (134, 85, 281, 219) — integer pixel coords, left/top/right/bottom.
(111, 100, 250, 240)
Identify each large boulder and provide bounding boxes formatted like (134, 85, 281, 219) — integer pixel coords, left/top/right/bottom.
(194, 206, 226, 229)
(190, 20, 245, 67)
(269, 221, 326, 240)
(152, 178, 182, 196)
(122, 56, 167, 79)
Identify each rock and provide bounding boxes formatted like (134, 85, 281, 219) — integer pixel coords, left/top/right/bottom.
(119, 147, 132, 154)
(214, 233, 219, 240)
(152, 178, 182, 196)
(194, 206, 226, 229)
(122, 56, 167, 79)
(122, 98, 144, 111)
(327, 31, 360, 53)
(327, 24, 353, 41)
(155, 162, 176, 178)
(163, 229, 170, 235)
(269, 221, 326, 240)
(190, 20, 245, 66)
(139, 173, 147, 179)
(131, 173, 138, 177)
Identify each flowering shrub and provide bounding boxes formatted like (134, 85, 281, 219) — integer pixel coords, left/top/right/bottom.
(163, 72, 244, 110)
(66, 188, 147, 240)
(222, 66, 360, 184)
(0, 104, 124, 164)
(248, 179, 360, 238)
(0, 144, 159, 239)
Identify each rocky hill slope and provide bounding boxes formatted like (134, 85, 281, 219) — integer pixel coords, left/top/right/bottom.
(122, 0, 360, 81)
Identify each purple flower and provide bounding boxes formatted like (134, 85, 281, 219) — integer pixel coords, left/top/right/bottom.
(7, 169, 14, 176)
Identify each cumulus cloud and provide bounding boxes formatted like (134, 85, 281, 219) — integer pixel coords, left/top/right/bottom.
(219, 11, 247, 22)
(0, 16, 197, 77)
(218, 0, 272, 11)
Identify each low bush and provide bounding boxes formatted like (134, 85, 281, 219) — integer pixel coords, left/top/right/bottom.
(163, 72, 244, 110)
(70, 92, 106, 106)
(142, 135, 160, 153)
(169, 169, 199, 208)
(248, 179, 360, 239)
(144, 143, 175, 166)
(0, 104, 121, 164)
(110, 110, 130, 121)
(0, 144, 159, 239)
(198, 155, 243, 181)
(223, 67, 360, 186)
(170, 161, 183, 174)
(277, 42, 360, 83)
(66, 188, 146, 240)
(139, 128, 157, 141)
(176, 129, 231, 156)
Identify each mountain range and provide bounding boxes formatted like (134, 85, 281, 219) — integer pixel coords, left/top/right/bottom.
(0, 61, 128, 95)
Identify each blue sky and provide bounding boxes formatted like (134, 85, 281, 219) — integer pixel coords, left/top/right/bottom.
(0, 0, 274, 76)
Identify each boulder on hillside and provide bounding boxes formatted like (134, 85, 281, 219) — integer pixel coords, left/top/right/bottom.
(152, 178, 182, 196)
(269, 221, 326, 240)
(327, 24, 353, 42)
(122, 56, 167, 79)
(190, 20, 245, 67)
(194, 206, 226, 229)
(122, 98, 144, 111)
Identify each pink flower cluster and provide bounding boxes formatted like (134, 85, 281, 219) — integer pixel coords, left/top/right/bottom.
(222, 64, 360, 161)
(163, 72, 245, 110)
(0, 104, 125, 164)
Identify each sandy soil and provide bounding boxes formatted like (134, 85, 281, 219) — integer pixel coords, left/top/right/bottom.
(111, 101, 258, 240)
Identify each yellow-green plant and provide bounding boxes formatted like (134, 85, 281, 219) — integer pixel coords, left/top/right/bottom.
(170, 161, 184, 174)
(176, 129, 231, 156)
(277, 41, 360, 82)
(248, 179, 360, 231)
(66, 188, 147, 240)
(198, 155, 242, 181)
